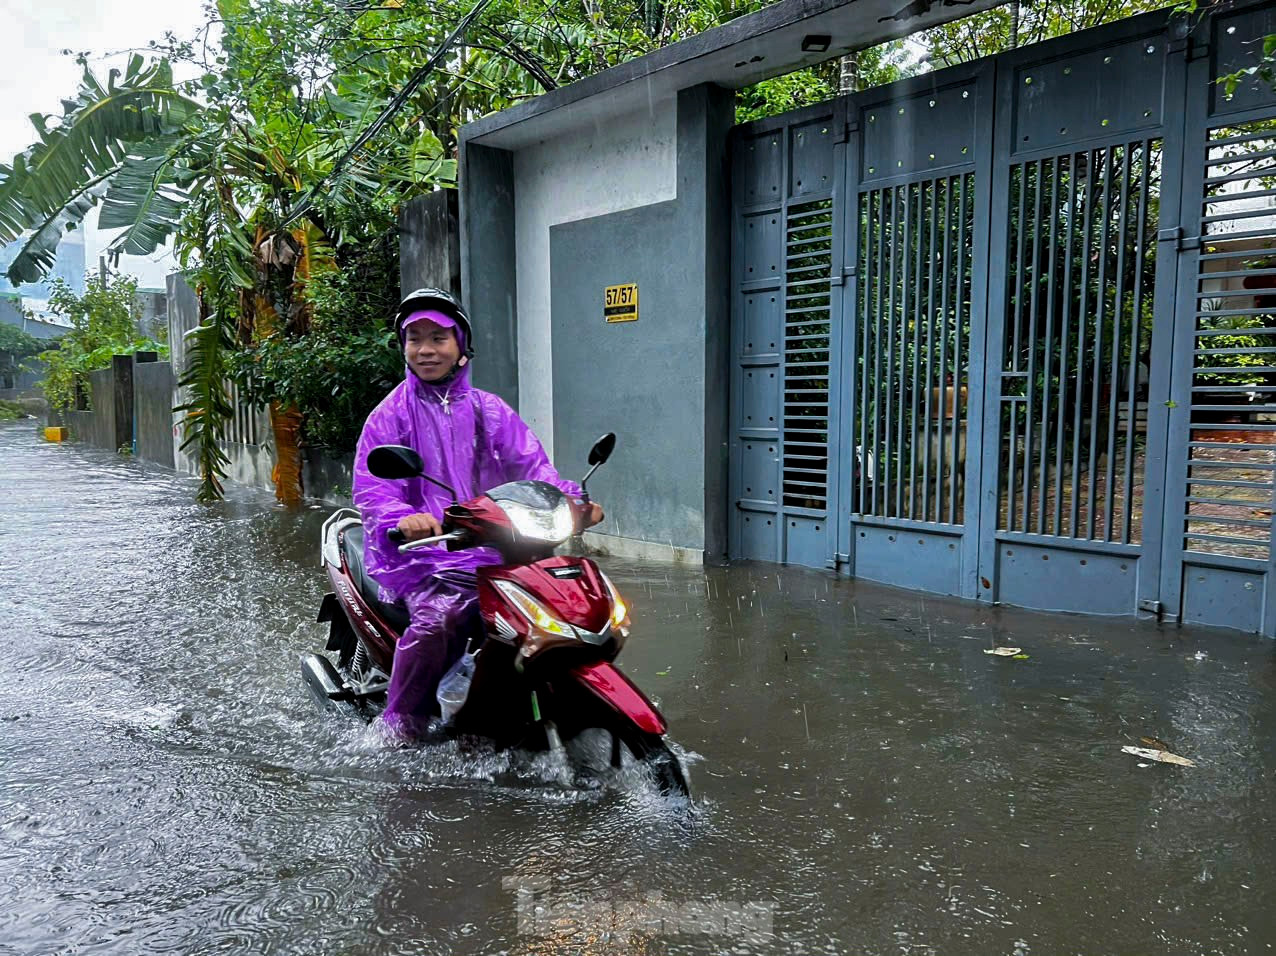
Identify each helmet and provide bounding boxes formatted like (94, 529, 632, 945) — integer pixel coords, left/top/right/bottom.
(393, 287, 474, 358)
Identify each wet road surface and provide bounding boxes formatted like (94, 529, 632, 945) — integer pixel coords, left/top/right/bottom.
(3, 422, 1276, 955)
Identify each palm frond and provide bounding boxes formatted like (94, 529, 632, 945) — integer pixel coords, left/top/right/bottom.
(0, 55, 200, 281)
(175, 313, 235, 501)
(4, 172, 115, 283)
(99, 148, 193, 257)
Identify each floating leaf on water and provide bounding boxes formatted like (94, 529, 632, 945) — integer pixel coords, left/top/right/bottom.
(983, 646, 1022, 657)
(1121, 745, 1196, 767)
(1012, 653, 1030, 660)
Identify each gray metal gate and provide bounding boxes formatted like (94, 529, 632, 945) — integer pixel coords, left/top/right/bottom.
(1161, 1, 1276, 633)
(840, 66, 994, 597)
(974, 15, 1182, 615)
(729, 102, 843, 568)
(728, 1, 1276, 635)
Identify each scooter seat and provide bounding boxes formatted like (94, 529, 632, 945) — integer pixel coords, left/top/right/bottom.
(339, 525, 411, 634)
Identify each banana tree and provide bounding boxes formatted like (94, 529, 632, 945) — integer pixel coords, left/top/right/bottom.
(0, 53, 445, 502)
(0, 0, 760, 501)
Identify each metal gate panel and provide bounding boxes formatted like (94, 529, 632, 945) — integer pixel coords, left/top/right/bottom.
(730, 103, 844, 568)
(977, 17, 1179, 616)
(840, 67, 994, 597)
(1163, 2, 1276, 634)
(726, 2, 1276, 636)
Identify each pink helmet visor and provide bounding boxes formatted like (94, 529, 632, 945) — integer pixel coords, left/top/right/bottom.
(399, 309, 464, 353)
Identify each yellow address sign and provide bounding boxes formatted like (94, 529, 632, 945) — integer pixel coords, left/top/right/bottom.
(604, 283, 639, 323)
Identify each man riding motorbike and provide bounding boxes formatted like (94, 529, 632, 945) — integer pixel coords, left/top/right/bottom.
(353, 288, 604, 739)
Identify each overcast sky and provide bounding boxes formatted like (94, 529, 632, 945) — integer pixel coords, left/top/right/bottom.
(0, 0, 208, 288)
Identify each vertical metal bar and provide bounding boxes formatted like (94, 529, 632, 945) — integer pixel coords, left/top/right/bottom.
(1072, 148, 1096, 537)
(923, 176, 939, 521)
(872, 187, 887, 516)
(893, 184, 912, 519)
(1104, 142, 1133, 542)
(871, 187, 885, 515)
(1123, 140, 1152, 545)
(1007, 162, 1028, 530)
(1087, 145, 1114, 541)
(908, 181, 925, 519)
(953, 172, 969, 525)
(1039, 154, 1061, 536)
(1022, 158, 1044, 533)
(858, 190, 872, 515)
(1054, 152, 1076, 538)
(937, 175, 953, 524)
(883, 185, 898, 517)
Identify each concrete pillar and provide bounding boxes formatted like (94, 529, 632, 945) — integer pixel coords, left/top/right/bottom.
(399, 190, 461, 296)
(112, 353, 134, 453)
(458, 142, 519, 407)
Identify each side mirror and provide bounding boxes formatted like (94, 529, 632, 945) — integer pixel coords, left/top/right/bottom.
(588, 433, 616, 466)
(366, 445, 425, 480)
(580, 432, 616, 499)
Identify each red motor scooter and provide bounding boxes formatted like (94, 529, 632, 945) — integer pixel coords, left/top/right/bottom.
(302, 433, 689, 796)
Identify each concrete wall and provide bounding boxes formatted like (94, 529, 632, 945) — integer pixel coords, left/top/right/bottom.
(400, 190, 461, 297)
(166, 273, 200, 475)
(134, 358, 175, 468)
(136, 290, 168, 341)
(460, 145, 519, 407)
(459, 85, 731, 561)
(67, 366, 116, 450)
(548, 86, 733, 557)
(511, 98, 678, 455)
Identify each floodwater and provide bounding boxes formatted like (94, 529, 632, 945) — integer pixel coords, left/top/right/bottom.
(3, 421, 1276, 956)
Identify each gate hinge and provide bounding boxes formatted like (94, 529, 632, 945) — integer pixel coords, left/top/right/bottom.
(1167, 36, 1208, 61)
(830, 266, 856, 288)
(1158, 227, 1200, 251)
(1138, 598, 1164, 619)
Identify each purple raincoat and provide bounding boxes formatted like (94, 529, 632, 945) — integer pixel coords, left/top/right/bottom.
(353, 361, 581, 735)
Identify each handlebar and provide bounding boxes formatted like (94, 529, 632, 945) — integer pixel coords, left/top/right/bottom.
(398, 531, 466, 552)
(387, 527, 406, 544)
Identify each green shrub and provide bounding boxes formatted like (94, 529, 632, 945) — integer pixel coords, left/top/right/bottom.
(37, 273, 168, 412)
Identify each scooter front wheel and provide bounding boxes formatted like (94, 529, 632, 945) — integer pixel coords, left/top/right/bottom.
(621, 732, 690, 798)
(559, 711, 690, 798)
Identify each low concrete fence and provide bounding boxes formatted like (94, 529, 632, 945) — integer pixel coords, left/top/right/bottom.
(56, 346, 353, 504)
(60, 353, 174, 468)
(134, 357, 175, 468)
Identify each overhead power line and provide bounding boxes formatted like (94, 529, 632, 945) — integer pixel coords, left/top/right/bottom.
(282, 0, 497, 227)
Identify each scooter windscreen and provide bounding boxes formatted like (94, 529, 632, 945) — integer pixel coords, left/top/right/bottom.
(486, 480, 574, 544)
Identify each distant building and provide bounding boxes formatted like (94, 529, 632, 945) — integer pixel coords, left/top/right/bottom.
(136, 289, 168, 341)
(0, 229, 87, 307)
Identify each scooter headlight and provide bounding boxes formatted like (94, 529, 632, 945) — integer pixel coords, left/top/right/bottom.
(494, 580, 577, 639)
(600, 571, 630, 632)
(502, 498, 575, 544)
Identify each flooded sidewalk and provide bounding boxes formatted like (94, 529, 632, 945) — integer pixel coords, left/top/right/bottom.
(2, 421, 1275, 955)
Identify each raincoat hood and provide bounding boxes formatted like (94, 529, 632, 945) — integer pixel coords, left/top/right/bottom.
(353, 366, 582, 600)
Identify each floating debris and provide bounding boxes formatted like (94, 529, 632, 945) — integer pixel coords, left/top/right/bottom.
(983, 646, 1022, 657)
(1121, 745, 1196, 767)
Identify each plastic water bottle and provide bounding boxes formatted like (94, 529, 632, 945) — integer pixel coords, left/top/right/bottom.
(436, 651, 477, 724)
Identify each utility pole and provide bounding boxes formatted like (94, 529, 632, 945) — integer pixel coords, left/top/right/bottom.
(839, 53, 859, 94)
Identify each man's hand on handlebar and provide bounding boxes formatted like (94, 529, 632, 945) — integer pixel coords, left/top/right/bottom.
(397, 513, 443, 541)
(585, 502, 605, 529)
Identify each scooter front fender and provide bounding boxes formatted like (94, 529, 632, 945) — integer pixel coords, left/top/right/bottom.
(568, 661, 666, 736)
